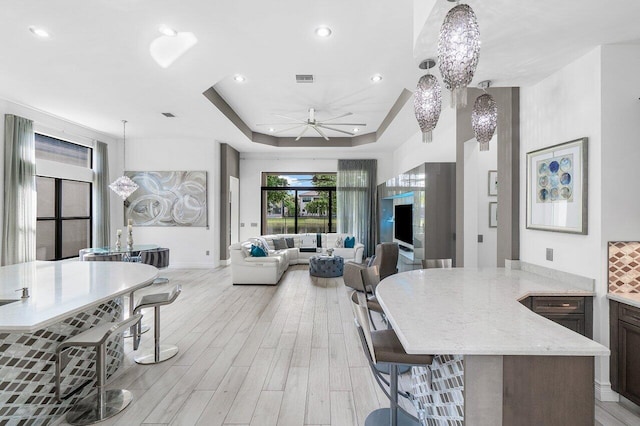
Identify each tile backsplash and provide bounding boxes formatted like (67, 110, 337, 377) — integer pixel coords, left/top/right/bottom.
(609, 241, 640, 293)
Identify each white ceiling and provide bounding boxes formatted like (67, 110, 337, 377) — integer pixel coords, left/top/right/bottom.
(1, 1, 640, 154)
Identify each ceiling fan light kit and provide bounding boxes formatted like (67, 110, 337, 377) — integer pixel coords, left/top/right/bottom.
(258, 108, 366, 141)
(437, 2, 481, 108)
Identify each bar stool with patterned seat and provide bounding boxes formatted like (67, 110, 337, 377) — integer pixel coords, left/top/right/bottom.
(132, 284, 182, 364)
(55, 314, 142, 425)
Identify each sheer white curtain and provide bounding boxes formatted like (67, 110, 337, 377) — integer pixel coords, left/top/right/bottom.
(92, 141, 110, 248)
(2, 114, 36, 265)
(337, 159, 377, 257)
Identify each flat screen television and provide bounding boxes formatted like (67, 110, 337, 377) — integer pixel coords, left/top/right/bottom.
(394, 204, 413, 246)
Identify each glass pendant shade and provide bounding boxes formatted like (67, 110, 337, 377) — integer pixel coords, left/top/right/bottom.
(472, 93, 497, 152)
(109, 175, 138, 200)
(109, 119, 138, 200)
(437, 3, 481, 108)
(414, 74, 442, 143)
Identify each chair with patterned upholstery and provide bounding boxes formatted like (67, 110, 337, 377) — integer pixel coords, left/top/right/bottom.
(141, 248, 170, 284)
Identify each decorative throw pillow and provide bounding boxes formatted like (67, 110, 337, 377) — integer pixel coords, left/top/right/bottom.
(273, 238, 288, 250)
(367, 255, 377, 267)
(250, 244, 267, 257)
(285, 237, 295, 248)
(344, 236, 355, 248)
(253, 237, 270, 253)
(335, 236, 343, 248)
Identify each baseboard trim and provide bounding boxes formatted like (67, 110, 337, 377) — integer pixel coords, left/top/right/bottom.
(220, 258, 231, 266)
(595, 380, 619, 402)
(168, 262, 223, 269)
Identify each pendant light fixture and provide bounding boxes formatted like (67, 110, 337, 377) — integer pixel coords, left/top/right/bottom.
(109, 120, 139, 200)
(437, 0, 481, 108)
(471, 81, 498, 152)
(414, 58, 442, 143)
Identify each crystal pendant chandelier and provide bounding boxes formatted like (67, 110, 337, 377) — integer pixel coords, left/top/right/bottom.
(109, 120, 138, 200)
(437, 1, 480, 109)
(414, 59, 442, 143)
(471, 81, 497, 152)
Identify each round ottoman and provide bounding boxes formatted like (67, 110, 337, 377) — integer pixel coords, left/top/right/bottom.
(309, 255, 344, 277)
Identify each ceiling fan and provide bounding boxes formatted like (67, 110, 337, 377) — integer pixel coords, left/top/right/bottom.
(257, 108, 366, 140)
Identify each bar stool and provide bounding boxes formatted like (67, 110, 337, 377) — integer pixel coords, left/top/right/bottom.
(350, 291, 433, 426)
(141, 248, 170, 284)
(55, 314, 142, 425)
(421, 258, 453, 269)
(133, 285, 182, 364)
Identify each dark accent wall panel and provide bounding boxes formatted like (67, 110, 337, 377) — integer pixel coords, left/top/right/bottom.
(219, 143, 240, 261)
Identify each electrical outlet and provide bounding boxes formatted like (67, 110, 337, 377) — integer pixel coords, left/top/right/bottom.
(206, 250, 210, 256)
(546, 248, 553, 261)
(240, 223, 245, 227)
(477, 234, 483, 243)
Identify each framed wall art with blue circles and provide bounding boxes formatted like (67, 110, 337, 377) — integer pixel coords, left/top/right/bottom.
(526, 138, 588, 234)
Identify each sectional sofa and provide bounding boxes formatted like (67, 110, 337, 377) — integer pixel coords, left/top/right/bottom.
(229, 233, 365, 285)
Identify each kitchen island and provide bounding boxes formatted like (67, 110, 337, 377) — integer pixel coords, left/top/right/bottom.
(376, 267, 609, 426)
(0, 261, 157, 424)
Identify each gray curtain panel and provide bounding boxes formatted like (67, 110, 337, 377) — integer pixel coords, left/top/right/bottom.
(92, 141, 110, 248)
(337, 159, 378, 258)
(2, 114, 36, 265)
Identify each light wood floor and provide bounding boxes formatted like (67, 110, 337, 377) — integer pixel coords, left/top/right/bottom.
(51, 266, 640, 426)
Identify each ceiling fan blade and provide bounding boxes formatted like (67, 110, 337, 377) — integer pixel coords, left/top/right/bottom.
(256, 123, 302, 126)
(320, 112, 353, 123)
(317, 124, 355, 136)
(313, 126, 330, 140)
(273, 124, 306, 134)
(295, 126, 310, 141)
(318, 122, 367, 126)
(274, 114, 307, 123)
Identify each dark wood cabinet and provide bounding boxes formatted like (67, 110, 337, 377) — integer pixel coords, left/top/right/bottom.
(520, 296, 593, 338)
(610, 299, 640, 406)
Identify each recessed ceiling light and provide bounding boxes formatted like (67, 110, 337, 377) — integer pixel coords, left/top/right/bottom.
(234, 74, 246, 82)
(315, 26, 332, 38)
(158, 25, 178, 37)
(353, 128, 359, 133)
(268, 128, 275, 132)
(29, 26, 50, 38)
(371, 74, 383, 83)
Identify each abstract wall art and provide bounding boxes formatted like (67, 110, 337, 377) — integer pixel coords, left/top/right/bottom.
(526, 138, 587, 234)
(124, 171, 208, 227)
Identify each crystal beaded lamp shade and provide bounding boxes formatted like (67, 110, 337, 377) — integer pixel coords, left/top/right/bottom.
(437, 3, 480, 108)
(471, 93, 497, 152)
(414, 74, 442, 143)
(109, 175, 139, 200)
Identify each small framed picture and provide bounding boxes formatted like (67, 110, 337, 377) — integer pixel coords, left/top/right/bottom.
(488, 170, 498, 196)
(526, 137, 588, 234)
(489, 202, 498, 228)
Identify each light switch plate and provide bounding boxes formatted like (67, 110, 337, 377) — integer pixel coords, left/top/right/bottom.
(477, 234, 483, 243)
(546, 248, 553, 261)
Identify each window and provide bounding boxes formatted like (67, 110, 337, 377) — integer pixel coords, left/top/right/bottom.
(35, 135, 92, 260)
(261, 173, 337, 234)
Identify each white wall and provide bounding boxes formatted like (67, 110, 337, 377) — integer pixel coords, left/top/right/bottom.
(464, 135, 498, 267)
(126, 138, 220, 268)
(386, 105, 457, 182)
(520, 47, 610, 397)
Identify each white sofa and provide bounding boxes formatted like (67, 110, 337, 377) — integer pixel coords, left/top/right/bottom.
(230, 233, 365, 285)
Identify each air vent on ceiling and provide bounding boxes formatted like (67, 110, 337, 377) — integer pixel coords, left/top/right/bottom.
(161, 112, 176, 118)
(295, 74, 314, 83)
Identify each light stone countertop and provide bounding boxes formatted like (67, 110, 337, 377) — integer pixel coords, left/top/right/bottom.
(607, 292, 640, 309)
(0, 261, 158, 332)
(376, 268, 609, 357)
